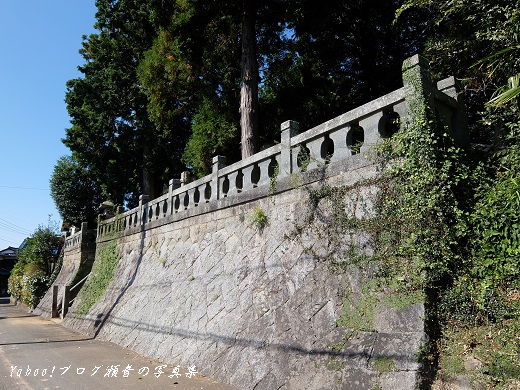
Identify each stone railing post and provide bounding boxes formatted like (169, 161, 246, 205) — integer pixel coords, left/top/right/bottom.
(437, 76, 469, 145)
(180, 171, 191, 186)
(138, 194, 149, 226)
(51, 285, 59, 318)
(279, 120, 299, 178)
(61, 285, 71, 319)
(168, 178, 180, 215)
(402, 54, 435, 125)
(211, 156, 226, 201)
(80, 222, 88, 243)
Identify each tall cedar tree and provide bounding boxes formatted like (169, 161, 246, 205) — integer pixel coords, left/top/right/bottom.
(68, 0, 427, 182)
(64, 0, 183, 204)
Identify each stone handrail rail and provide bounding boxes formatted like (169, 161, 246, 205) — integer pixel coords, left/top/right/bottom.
(97, 55, 466, 240)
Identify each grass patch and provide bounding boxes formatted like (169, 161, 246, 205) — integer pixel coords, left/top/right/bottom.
(438, 320, 520, 388)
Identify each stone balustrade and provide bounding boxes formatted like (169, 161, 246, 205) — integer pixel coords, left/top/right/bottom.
(64, 222, 90, 252)
(97, 55, 467, 241)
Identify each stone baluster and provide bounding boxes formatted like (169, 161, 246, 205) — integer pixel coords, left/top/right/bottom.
(241, 164, 258, 192)
(256, 158, 273, 188)
(306, 136, 326, 170)
(182, 191, 190, 210)
(225, 171, 241, 196)
(291, 144, 303, 173)
(328, 124, 350, 163)
(184, 188, 195, 209)
(359, 111, 385, 155)
(392, 101, 408, 122)
(172, 194, 181, 213)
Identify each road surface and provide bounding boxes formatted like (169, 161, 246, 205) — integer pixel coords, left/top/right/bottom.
(0, 298, 237, 390)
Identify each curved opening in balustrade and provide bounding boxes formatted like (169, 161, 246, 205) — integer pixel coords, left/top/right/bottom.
(347, 124, 364, 155)
(204, 183, 211, 202)
(183, 193, 189, 210)
(297, 145, 311, 172)
(193, 188, 200, 206)
(174, 195, 180, 213)
(155, 203, 160, 219)
(268, 158, 278, 178)
(148, 206, 153, 222)
(379, 111, 400, 138)
(162, 199, 168, 216)
(222, 177, 230, 197)
(251, 165, 260, 188)
(321, 135, 334, 164)
(235, 171, 243, 193)
(142, 209, 147, 224)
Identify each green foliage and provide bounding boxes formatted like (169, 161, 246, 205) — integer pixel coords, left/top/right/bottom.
(438, 279, 519, 326)
(488, 73, 520, 108)
(20, 273, 50, 309)
(439, 320, 520, 388)
(50, 155, 104, 227)
(336, 295, 377, 332)
(73, 240, 120, 316)
(470, 116, 520, 291)
(397, 0, 520, 143)
(64, 0, 183, 202)
(375, 109, 475, 288)
(8, 221, 61, 308)
(248, 205, 268, 231)
(182, 99, 239, 176)
(268, 164, 279, 195)
(7, 274, 22, 300)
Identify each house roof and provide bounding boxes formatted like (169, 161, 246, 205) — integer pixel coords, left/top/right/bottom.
(0, 247, 18, 256)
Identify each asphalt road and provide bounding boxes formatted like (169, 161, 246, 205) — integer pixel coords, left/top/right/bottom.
(0, 298, 238, 390)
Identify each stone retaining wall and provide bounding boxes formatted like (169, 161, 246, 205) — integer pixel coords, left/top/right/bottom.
(35, 223, 96, 318)
(59, 56, 467, 389)
(64, 158, 425, 389)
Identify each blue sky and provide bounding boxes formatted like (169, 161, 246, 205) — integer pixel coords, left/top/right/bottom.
(0, 2, 97, 247)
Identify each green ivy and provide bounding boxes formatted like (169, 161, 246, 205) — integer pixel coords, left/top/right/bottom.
(73, 240, 120, 316)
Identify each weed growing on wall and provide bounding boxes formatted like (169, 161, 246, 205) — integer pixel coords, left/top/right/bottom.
(248, 204, 269, 231)
(73, 239, 120, 316)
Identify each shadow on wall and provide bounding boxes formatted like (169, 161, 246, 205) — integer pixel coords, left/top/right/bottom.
(66, 308, 415, 364)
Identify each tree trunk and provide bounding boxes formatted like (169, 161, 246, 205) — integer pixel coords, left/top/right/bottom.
(240, 0, 259, 159)
(142, 143, 156, 200)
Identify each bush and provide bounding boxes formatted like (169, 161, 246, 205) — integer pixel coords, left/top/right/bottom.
(7, 274, 23, 299)
(20, 273, 49, 308)
(7, 221, 61, 308)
